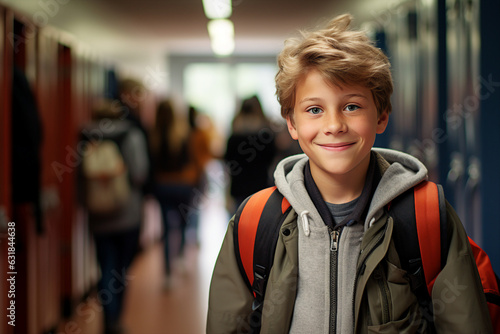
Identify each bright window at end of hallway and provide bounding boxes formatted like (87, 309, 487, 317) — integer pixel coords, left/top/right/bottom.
(234, 63, 281, 120)
(184, 63, 234, 137)
(184, 62, 281, 138)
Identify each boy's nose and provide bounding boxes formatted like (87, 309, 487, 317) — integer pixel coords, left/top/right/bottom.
(323, 111, 347, 135)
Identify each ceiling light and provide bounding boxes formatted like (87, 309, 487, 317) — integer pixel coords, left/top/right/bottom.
(210, 37, 235, 56)
(207, 19, 234, 56)
(202, 0, 232, 19)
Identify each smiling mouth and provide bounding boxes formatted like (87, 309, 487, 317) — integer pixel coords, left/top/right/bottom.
(321, 142, 355, 147)
(318, 142, 356, 150)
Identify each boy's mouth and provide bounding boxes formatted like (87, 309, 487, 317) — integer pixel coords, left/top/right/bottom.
(318, 142, 356, 151)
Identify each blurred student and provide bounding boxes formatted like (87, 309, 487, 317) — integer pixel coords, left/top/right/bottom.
(185, 106, 215, 243)
(150, 100, 202, 288)
(118, 78, 154, 195)
(188, 105, 214, 176)
(80, 100, 149, 334)
(224, 95, 276, 211)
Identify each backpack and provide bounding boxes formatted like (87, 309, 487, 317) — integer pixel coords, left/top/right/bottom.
(233, 182, 500, 333)
(82, 132, 131, 215)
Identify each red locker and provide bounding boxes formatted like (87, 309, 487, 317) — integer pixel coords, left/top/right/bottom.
(0, 5, 13, 334)
(36, 28, 63, 332)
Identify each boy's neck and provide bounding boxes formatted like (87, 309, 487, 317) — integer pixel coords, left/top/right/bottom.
(309, 153, 371, 204)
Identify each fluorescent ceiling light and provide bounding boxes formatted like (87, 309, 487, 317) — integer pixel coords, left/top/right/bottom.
(210, 38, 235, 56)
(207, 19, 234, 56)
(202, 0, 232, 19)
(207, 19, 234, 39)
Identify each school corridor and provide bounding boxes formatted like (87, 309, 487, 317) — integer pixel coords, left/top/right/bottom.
(2, 1, 500, 333)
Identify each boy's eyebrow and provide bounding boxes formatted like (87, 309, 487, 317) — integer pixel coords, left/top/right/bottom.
(343, 93, 369, 100)
(298, 93, 368, 104)
(298, 97, 323, 104)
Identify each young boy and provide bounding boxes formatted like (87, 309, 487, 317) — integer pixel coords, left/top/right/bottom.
(207, 14, 492, 333)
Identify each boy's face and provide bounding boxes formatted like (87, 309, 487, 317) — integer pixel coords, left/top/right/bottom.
(287, 69, 388, 184)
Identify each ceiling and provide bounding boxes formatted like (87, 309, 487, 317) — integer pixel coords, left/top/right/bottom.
(1, 0, 392, 71)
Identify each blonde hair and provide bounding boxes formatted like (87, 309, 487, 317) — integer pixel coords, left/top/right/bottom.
(275, 14, 393, 119)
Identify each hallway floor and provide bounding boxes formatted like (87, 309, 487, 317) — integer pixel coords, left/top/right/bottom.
(59, 161, 231, 334)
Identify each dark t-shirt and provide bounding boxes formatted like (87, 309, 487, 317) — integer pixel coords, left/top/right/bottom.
(326, 197, 360, 226)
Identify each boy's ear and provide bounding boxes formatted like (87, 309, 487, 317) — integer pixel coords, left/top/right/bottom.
(376, 110, 389, 134)
(286, 115, 298, 140)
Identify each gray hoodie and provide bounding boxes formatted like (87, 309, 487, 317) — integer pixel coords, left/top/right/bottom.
(274, 148, 428, 334)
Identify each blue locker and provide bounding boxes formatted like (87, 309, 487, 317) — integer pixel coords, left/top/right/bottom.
(446, 0, 481, 241)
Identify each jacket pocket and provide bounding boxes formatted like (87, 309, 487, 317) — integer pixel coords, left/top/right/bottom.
(366, 305, 422, 334)
(365, 261, 423, 332)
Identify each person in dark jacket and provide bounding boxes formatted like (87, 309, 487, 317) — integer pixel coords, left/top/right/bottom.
(150, 100, 204, 289)
(224, 95, 276, 211)
(118, 78, 154, 195)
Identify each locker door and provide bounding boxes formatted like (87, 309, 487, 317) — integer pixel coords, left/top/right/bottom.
(461, 0, 481, 243)
(479, 0, 500, 274)
(72, 53, 95, 305)
(386, 5, 419, 154)
(417, 0, 439, 181)
(446, 0, 481, 240)
(11, 17, 41, 334)
(36, 29, 63, 332)
(57, 43, 101, 318)
(0, 6, 13, 334)
(445, 0, 468, 228)
(57, 43, 78, 316)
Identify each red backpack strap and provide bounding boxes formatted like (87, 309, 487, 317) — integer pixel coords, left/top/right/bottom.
(233, 186, 292, 333)
(414, 181, 442, 295)
(233, 186, 291, 292)
(234, 186, 277, 289)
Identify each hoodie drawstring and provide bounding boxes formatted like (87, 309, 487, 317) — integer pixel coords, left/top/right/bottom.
(300, 210, 310, 237)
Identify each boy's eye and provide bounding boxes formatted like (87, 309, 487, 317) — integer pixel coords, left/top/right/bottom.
(345, 104, 360, 112)
(307, 107, 323, 115)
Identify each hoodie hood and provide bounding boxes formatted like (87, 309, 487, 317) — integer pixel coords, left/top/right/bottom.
(274, 148, 428, 231)
(274, 153, 324, 231)
(365, 148, 428, 228)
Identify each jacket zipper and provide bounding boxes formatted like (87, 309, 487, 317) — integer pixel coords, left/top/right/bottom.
(329, 228, 340, 334)
(376, 269, 391, 323)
